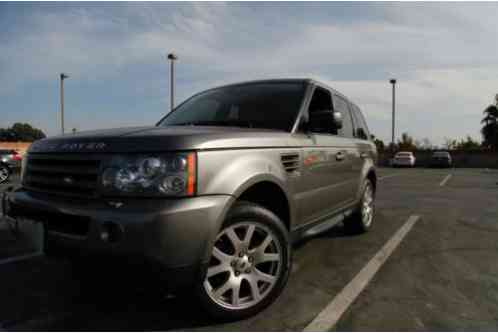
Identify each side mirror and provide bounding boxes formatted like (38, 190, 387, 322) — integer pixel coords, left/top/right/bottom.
(308, 110, 343, 133)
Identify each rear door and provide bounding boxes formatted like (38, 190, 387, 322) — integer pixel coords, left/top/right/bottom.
(350, 103, 375, 187)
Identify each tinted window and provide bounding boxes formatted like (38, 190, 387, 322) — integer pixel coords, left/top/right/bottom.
(158, 83, 306, 132)
(307, 87, 334, 134)
(351, 104, 370, 140)
(333, 95, 354, 138)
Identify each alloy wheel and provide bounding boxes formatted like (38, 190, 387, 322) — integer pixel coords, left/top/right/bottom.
(203, 222, 283, 310)
(362, 183, 374, 228)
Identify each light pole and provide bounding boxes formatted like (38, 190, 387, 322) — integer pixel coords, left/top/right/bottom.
(389, 78, 396, 153)
(60, 73, 69, 134)
(167, 53, 178, 112)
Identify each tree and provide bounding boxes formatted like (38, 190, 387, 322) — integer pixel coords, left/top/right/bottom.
(481, 102, 498, 151)
(397, 132, 417, 151)
(419, 138, 434, 150)
(0, 123, 46, 142)
(443, 137, 458, 150)
(455, 136, 481, 150)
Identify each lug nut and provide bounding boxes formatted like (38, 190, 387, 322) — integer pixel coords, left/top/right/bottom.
(235, 271, 240, 276)
(231, 261, 236, 266)
(245, 269, 251, 274)
(239, 252, 244, 258)
(248, 256, 254, 262)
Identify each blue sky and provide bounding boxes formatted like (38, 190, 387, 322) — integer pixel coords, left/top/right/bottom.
(1, 2, 498, 146)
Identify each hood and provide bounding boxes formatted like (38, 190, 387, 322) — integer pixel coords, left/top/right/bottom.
(28, 126, 292, 153)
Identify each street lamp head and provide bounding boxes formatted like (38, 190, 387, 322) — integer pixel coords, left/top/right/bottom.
(167, 53, 178, 60)
(389, 78, 396, 84)
(60, 73, 69, 80)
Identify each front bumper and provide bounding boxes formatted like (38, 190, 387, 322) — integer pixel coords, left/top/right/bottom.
(5, 189, 233, 288)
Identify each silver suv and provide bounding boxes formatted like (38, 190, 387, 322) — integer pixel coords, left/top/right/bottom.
(5, 79, 377, 319)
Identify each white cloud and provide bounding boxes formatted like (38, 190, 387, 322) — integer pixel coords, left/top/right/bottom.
(1, 3, 498, 144)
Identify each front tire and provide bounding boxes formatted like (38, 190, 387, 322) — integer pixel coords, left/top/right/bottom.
(197, 201, 291, 320)
(345, 178, 375, 234)
(0, 164, 10, 184)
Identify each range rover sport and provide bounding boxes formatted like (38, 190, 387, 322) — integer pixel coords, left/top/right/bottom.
(5, 79, 377, 319)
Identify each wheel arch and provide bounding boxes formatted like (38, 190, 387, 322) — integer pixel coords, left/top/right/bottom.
(356, 163, 377, 200)
(235, 179, 292, 231)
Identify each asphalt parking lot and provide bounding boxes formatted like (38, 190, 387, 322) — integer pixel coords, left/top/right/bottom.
(1, 168, 498, 331)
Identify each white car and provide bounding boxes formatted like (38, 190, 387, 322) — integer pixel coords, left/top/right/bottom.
(392, 151, 416, 167)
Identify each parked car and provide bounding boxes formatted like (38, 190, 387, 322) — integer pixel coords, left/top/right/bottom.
(0, 149, 22, 184)
(392, 151, 416, 167)
(430, 151, 452, 168)
(5, 79, 377, 319)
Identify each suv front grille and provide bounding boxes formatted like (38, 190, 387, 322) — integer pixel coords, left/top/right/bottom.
(24, 154, 101, 198)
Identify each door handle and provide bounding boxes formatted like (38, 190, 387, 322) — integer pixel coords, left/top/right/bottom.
(360, 152, 369, 159)
(336, 151, 345, 161)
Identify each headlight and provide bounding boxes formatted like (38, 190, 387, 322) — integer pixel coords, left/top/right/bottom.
(100, 152, 196, 197)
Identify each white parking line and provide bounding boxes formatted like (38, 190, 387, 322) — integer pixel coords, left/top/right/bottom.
(303, 215, 421, 332)
(0, 252, 42, 266)
(378, 173, 399, 181)
(439, 174, 452, 187)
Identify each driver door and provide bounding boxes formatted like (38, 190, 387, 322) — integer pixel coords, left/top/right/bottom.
(294, 86, 352, 224)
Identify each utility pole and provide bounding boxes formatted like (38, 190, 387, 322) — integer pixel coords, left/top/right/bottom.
(389, 78, 397, 153)
(60, 73, 69, 134)
(167, 53, 178, 112)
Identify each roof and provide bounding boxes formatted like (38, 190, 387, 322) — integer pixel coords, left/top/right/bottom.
(202, 77, 351, 103)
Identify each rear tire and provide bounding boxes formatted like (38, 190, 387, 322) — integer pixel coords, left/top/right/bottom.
(345, 179, 375, 234)
(197, 201, 291, 320)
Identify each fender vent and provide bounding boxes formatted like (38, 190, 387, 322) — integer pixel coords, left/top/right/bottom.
(281, 153, 300, 173)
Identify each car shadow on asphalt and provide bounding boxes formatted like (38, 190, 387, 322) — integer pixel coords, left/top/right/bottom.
(34, 264, 229, 331)
(2, 258, 229, 331)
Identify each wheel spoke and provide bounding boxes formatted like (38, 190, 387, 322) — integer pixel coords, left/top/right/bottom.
(214, 279, 232, 298)
(231, 280, 241, 306)
(244, 224, 255, 246)
(259, 235, 272, 252)
(212, 246, 232, 264)
(207, 264, 230, 278)
(255, 252, 280, 265)
(254, 268, 276, 284)
(247, 276, 262, 302)
(249, 231, 281, 266)
(226, 228, 242, 249)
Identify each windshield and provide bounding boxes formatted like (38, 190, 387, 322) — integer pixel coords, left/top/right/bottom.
(158, 82, 306, 132)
